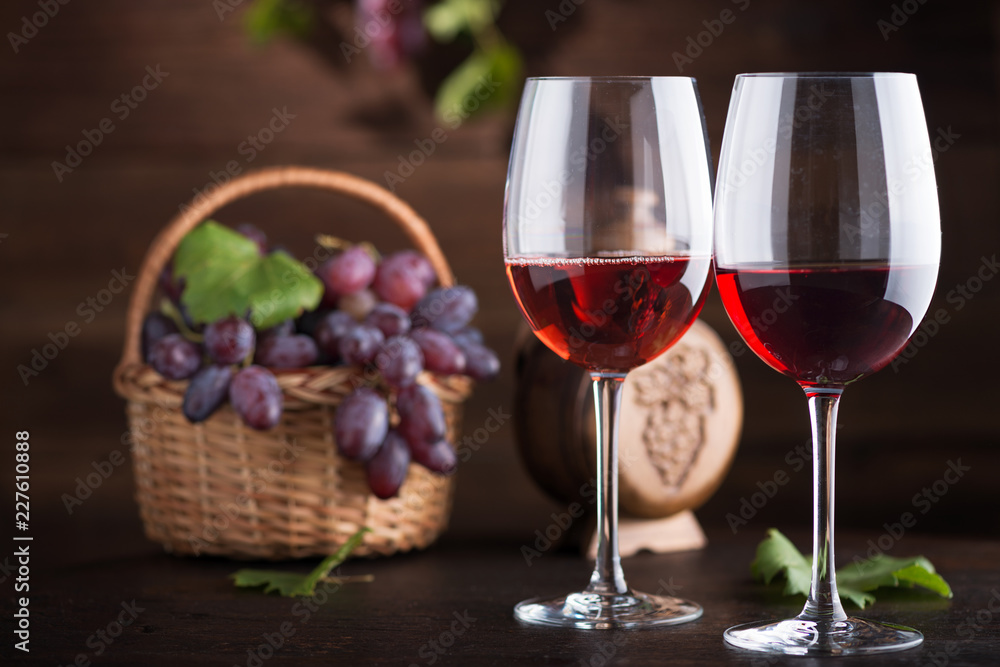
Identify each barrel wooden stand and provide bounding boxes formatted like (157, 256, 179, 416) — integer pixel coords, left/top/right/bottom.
(514, 319, 744, 555)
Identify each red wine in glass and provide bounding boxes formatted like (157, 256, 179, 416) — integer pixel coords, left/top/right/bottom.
(506, 255, 712, 373)
(715, 73, 941, 654)
(505, 76, 713, 629)
(715, 263, 937, 389)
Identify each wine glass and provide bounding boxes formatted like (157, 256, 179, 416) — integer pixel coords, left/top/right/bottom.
(714, 73, 940, 654)
(503, 76, 714, 628)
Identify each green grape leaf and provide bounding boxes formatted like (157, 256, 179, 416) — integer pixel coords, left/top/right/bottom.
(751, 529, 953, 609)
(173, 221, 323, 329)
(244, 249, 324, 329)
(245, 0, 314, 45)
(433, 43, 522, 125)
(751, 528, 813, 597)
(424, 0, 500, 42)
(837, 554, 953, 607)
(230, 570, 316, 598)
(231, 528, 370, 597)
(836, 583, 878, 609)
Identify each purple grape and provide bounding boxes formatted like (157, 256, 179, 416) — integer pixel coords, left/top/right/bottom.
(313, 310, 356, 357)
(366, 430, 411, 499)
(159, 262, 185, 305)
(334, 388, 389, 461)
(410, 328, 465, 376)
(318, 246, 377, 298)
(255, 334, 319, 368)
(261, 319, 295, 339)
(229, 365, 283, 431)
(410, 286, 478, 332)
(338, 288, 378, 321)
(204, 316, 256, 365)
(396, 384, 446, 447)
(149, 334, 202, 380)
(408, 438, 457, 475)
(182, 365, 234, 423)
(373, 250, 436, 311)
(460, 342, 500, 382)
(142, 312, 179, 362)
(376, 336, 424, 388)
(365, 303, 411, 337)
(449, 326, 483, 349)
(237, 223, 268, 255)
(296, 308, 331, 337)
(338, 324, 385, 365)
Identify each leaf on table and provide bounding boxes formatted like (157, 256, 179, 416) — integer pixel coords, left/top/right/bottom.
(834, 583, 877, 609)
(751, 528, 812, 598)
(751, 529, 953, 609)
(837, 554, 953, 608)
(230, 570, 316, 597)
(231, 528, 371, 597)
(174, 221, 323, 329)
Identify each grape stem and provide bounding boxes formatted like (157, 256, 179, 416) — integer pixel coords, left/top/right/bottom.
(160, 298, 205, 343)
(314, 235, 382, 263)
(315, 234, 351, 250)
(319, 574, 374, 584)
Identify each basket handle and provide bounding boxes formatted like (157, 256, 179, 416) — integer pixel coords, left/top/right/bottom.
(114, 166, 455, 385)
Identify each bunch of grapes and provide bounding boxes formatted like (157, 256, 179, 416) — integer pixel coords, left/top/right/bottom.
(145, 310, 284, 431)
(314, 244, 499, 498)
(143, 223, 499, 499)
(146, 225, 284, 431)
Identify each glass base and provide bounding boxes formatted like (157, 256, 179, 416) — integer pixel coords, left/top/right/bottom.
(514, 590, 702, 629)
(724, 616, 923, 656)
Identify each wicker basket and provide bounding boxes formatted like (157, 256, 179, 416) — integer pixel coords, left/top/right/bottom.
(112, 166, 472, 560)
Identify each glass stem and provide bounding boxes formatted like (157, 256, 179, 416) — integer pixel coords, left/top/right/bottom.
(800, 387, 848, 623)
(585, 372, 630, 597)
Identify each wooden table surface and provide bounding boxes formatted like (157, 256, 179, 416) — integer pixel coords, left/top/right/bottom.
(8, 505, 1000, 666)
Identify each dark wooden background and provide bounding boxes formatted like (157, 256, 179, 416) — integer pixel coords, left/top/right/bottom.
(1, 0, 998, 581)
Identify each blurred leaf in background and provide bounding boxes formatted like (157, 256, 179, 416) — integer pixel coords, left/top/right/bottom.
(245, 0, 315, 44)
(433, 42, 521, 126)
(424, 0, 522, 124)
(242, 0, 523, 124)
(424, 0, 498, 41)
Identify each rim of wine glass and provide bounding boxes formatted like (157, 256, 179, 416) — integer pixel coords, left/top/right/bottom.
(525, 76, 696, 82)
(736, 71, 915, 78)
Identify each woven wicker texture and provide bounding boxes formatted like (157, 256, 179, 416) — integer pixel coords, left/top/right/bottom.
(113, 166, 471, 559)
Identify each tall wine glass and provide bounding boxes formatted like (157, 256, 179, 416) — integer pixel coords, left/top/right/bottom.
(715, 73, 940, 654)
(503, 76, 714, 629)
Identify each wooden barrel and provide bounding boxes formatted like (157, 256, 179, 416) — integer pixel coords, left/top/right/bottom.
(514, 319, 743, 518)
